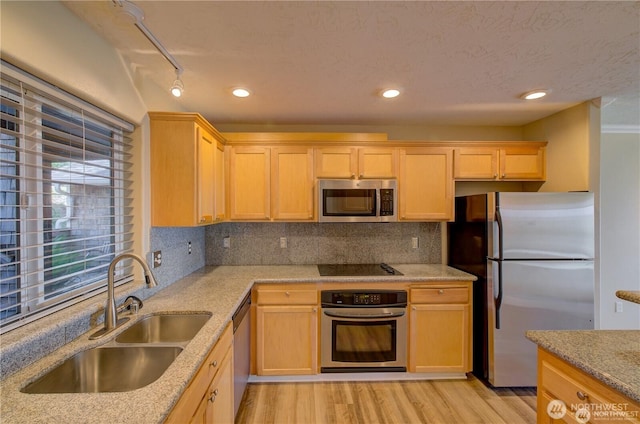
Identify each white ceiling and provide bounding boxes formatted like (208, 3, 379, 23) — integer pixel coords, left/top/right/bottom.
(63, 1, 640, 128)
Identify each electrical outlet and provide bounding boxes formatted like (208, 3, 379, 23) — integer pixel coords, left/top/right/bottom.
(152, 250, 162, 268)
(188, 241, 192, 254)
(412, 237, 419, 249)
(615, 301, 623, 313)
(223, 237, 230, 248)
(280, 237, 287, 248)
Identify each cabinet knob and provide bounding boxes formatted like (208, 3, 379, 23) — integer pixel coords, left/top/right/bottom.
(359, 174, 363, 179)
(501, 173, 506, 178)
(412, 306, 416, 310)
(208, 391, 217, 403)
(312, 308, 317, 312)
(438, 289, 445, 294)
(576, 391, 589, 401)
(285, 291, 290, 296)
(350, 173, 356, 179)
(493, 173, 498, 179)
(210, 359, 218, 367)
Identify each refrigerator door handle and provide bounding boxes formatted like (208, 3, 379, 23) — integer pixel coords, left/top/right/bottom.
(494, 206, 504, 329)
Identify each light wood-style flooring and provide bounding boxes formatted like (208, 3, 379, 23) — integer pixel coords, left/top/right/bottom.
(235, 375, 537, 424)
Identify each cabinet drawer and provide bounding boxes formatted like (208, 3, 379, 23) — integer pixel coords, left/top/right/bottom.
(540, 351, 640, 424)
(257, 289, 317, 305)
(411, 287, 469, 304)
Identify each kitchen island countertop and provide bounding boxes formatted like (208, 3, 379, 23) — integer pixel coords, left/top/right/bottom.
(0, 263, 475, 424)
(616, 290, 640, 305)
(526, 329, 640, 404)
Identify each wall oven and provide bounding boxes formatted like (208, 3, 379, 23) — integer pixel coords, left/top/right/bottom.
(318, 179, 397, 223)
(321, 289, 407, 372)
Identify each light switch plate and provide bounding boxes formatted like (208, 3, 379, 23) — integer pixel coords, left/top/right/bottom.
(152, 250, 162, 268)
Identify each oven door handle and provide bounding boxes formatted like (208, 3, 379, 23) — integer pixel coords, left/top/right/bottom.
(323, 310, 406, 319)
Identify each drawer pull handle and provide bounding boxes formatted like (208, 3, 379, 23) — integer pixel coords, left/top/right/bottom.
(576, 391, 589, 401)
(210, 360, 218, 367)
(438, 289, 444, 294)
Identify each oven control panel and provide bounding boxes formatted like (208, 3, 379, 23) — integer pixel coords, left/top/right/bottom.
(321, 290, 407, 307)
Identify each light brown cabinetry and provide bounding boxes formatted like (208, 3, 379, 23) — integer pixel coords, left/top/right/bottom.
(536, 349, 640, 424)
(409, 283, 472, 373)
(228, 146, 271, 220)
(228, 146, 314, 221)
(454, 144, 546, 181)
(254, 284, 318, 375)
(271, 147, 315, 220)
(315, 147, 397, 179)
(150, 112, 225, 226)
(166, 323, 234, 424)
(398, 147, 454, 221)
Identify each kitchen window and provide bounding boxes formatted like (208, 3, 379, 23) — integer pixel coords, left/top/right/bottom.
(0, 61, 135, 333)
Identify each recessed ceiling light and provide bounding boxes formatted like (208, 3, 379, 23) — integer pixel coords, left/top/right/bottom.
(232, 88, 251, 98)
(381, 89, 400, 99)
(520, 89, 549, 100)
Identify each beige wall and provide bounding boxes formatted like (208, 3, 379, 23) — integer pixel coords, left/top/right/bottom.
(523, 102, 593, 192)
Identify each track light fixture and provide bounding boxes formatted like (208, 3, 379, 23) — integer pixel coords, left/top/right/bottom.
(171, 71, 184, 97)
(113, 0, 185, 98)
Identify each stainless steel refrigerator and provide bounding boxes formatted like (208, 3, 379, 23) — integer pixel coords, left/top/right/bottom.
(448, 192, 594, 387)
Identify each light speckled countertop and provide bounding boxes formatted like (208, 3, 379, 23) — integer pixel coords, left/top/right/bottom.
(0, 264, 474, 424)
(617, 290, 640, 305)
(526, 330, 640, 403)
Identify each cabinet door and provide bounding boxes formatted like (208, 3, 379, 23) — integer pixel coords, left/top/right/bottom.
(256, 305, 318, 375)
(358, 147, 397, 178)
(229, 146, 271, 220)
(500, 146, 546, 180)
(206, 351, 234, 424)
(197, 125, 215, 224)
(314, 147, 357, 178)
(214, 140, 225, 222)
(409, 303, 469, 373)
(453, 147, 499, 180)
(271, 147, 314, 221)
(399, 147, 453, 221)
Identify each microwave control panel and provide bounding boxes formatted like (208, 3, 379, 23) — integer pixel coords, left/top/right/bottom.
(380, 189, 395, 216)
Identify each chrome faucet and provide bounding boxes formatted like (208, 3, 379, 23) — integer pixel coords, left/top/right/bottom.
(90, 253, 158, 339)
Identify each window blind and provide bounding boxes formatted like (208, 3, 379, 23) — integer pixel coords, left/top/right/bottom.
(0, 61, 135, 333)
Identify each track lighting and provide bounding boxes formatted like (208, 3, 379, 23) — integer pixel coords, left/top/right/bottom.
(171, 71, 184, 97)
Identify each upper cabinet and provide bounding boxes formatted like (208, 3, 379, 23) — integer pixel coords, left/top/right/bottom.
(453, 143, 546, 181)
(228, 146, 315, 221)
(228, 146, 271, 220)
(271, 147, 315, 221)
(149, 112, 225, 227)
(398, 147, 454, 221)
(315, 147, 397, 179)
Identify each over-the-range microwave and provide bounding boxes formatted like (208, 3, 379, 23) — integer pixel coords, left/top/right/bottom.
(317, 179, 397, 223)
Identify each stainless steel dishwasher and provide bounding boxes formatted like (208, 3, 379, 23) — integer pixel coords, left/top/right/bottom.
(232, 291, 251, 416)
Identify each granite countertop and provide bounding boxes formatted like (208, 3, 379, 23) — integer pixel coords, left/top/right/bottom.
(617, 290, 640, 305)
(526, 330, 640, 403)
(0, 264, 475, 424)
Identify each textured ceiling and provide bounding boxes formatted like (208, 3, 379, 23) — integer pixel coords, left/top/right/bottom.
(63, 1, 640, 128)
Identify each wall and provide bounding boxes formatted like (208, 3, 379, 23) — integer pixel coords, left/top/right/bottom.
(599, 132, 640, 329)
(206, 222, 442, 265)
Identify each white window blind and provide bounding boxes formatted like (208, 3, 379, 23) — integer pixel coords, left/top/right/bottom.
(0, 61, 135, 333)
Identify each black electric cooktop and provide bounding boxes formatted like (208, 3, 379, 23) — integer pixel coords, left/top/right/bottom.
(317, 263, 403, 276)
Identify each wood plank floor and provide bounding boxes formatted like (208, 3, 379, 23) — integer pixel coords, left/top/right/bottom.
(235, 375, 537, 424)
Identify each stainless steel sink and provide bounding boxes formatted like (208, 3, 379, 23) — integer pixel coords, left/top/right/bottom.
(22, 346, 183, 393)
(115, 313, 211, 344)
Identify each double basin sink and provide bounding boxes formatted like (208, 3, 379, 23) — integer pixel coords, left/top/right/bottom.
(22, 313, 211, 394)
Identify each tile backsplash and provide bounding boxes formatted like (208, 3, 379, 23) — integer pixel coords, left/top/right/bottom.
(205, 222, 441, 265)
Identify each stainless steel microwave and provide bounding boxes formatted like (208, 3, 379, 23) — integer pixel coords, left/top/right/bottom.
(318, 179, 397, 223)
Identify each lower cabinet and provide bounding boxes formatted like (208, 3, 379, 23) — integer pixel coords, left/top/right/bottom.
(536, 348, 640, 424)
(409, 283, 472, 373)
(166, 323, 234, 424)
(254, 284, 318, 375)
